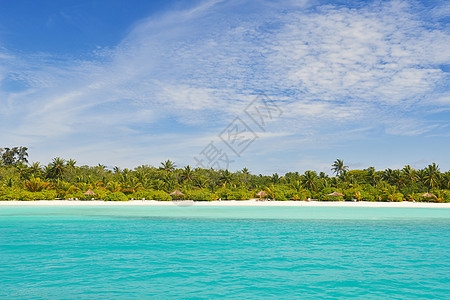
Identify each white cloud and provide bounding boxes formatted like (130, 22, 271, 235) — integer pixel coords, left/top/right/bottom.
(269, 1, 449, 107)
(0, 0, 449, 170)
(384, 119, 439, 136)
(431, 2, 450, 19)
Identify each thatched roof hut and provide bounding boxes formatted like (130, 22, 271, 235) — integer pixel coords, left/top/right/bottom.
(420, 192, 436, 198)
(327, 191, 344, 197)
(83, 189, 95, 196)
(170, 190, 185, 200)
(256, 190, 268, 197)
(170, 190, 185, 196)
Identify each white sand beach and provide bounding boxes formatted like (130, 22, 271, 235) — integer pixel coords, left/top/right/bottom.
(1, 200, 449, 208)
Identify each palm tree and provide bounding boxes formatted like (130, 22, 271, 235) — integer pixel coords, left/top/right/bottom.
(271, 173, 280, 184)
(383, 168, 394, 184)
(320, 177, 332, 189)
(416, 169, 426, 183)
(441, 171, 450, 190)
(25, 176, 48, 192)
(193, 175, 209, 189)
(96, 163, 106, 171)
(118, 169, 130, 187)
(329, 176, 340, 188)
(348, 174, 357, 185)
(365, 167, 378, 186)
(47, 157, 66, 180)
(319, 172, 328, 179)
(423, 163, 440, 190)
(151, 179, 165, 191)
(401, 165, 417, 186)
(289, 180, 303, 193)
(67, 159, 77, 168)
(301, 170, 318, 191)
(339, 169, 350, 183)
(53, 180, 72, 198)
(237, 168, 250, 188)
(107, 181, 122, 192)
(123, 177, 143, 194)
(391, 169, 405, 189)
(219, 169, 234, 187)
(30, 162, 42, 177)
(265, 184, 277, 200)
(181, 165, 195, 182)
(15, 162, 30, 180)
(331, 159, 348, 177)
(161, 160, 176, 173)
(135, 170, 147, 186)
(163, 177, 178, 193)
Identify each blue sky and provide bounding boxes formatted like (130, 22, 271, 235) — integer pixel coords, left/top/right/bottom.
(0, 0, 449, 174)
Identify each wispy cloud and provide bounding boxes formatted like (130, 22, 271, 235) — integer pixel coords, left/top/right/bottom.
(0, 0, 449, 171)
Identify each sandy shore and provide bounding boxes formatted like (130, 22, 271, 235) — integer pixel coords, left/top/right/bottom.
(0, 200, 449, 208)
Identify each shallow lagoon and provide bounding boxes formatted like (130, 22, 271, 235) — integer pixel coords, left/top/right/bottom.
(1, 206, 449, 299)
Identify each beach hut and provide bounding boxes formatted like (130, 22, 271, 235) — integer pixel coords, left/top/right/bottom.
(256, 190, 268, 201)
(419, 192, 436, 198)
(170, 190, 185, 200)
(327, 191, 344, 197)
(327, 191, 344, 201)
(83, 189, 96, 200)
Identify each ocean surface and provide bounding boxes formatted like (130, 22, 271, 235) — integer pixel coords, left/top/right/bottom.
(0, 206, 449, 299)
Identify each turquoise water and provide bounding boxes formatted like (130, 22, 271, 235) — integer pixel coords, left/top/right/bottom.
(0, 206, 449, 299)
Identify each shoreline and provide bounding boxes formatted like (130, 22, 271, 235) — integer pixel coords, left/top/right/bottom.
(0, 200, 449, 208)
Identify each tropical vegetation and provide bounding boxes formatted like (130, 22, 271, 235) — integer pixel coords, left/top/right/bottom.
(1, 147, 449, 202)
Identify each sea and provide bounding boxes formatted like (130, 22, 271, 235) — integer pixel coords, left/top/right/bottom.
(0, 205, 449, 299)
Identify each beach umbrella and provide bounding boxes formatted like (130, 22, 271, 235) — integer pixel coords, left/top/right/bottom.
(327, 191, 344, 197)
(170, 190, 185, 196)
(256, 190, 268, 200)
(170, 190, 185, 200)
(419, 192, 436, 198)
(83, 189, 95, 196)
(83, 189, 95, 200)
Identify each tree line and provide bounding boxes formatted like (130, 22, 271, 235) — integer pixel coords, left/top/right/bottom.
(0, 148, 449, 202)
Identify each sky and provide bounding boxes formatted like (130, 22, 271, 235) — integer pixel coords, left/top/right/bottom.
(0, 0, 449, 175)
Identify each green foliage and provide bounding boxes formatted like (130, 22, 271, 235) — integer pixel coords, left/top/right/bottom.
(436, 190, 450, 203)
(1, 153, 449, 203)
(24, 177, 48, 192)
(36, 190, 58, 200)
(185, 189, 215, 201)
(93, 189, 108, 200)
(265, 185, 287, 201)
(380, 192, 404, 202)
(0, 189, 57, 201)
(0, 188, 21, 200)
(283, 187, 309, 200)
(227, 189, 252, 200)
(0, 147, 29, 166)
(347, 170, 368, 184)
(128, 189, 172, 201)
(431, 190, 448, 202)
(343, 187, 368, 201)
(215, 187, 231, 200)
(130, 190, 153, 200)
(104, 192, 129, 201)
(150, 190, 171, 201)
(65, 191, 85, 200)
